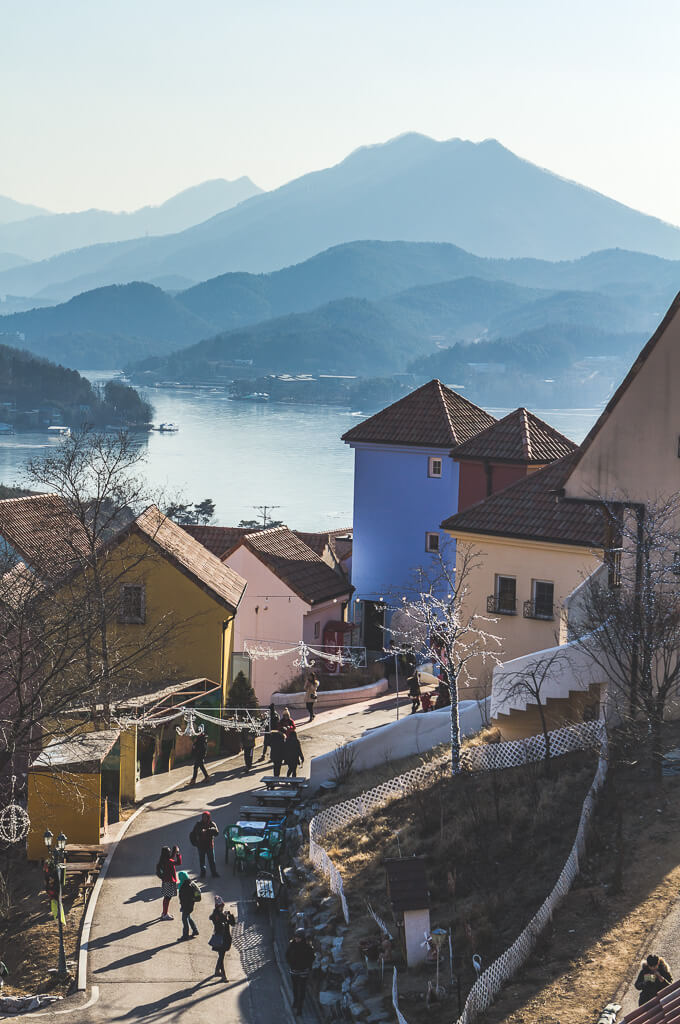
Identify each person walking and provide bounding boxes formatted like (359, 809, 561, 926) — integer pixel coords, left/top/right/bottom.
(177, 870, 201, 940)
(258, 705, 280, 761)
(241, 730, 256, 772)
(278, 707, 296, 734)
(157, 844, 182, 920)
(285, 927, 315, 1015)
(190, 811, 219, 879)
(208, 896, 236, 981)
(284, 729, 304, 778)
(407, 672, 421, 714)
(635, 954, 672, 1005)
(268, 727, 286, 777)
(189, 731, 209, 784)
(304, 673, 320, 722)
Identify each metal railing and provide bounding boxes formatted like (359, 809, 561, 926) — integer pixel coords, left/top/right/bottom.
(487, 594, 517, 615)
(522, 600, 554, 620)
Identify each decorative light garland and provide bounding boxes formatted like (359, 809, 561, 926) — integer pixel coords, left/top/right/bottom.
(0, 776, 30, 845)
(244, 639, 366, 670)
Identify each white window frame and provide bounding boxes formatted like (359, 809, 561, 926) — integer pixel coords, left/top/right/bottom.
(428, 456, 443, 479)
(119, 583, 146, 624)
(425, 531, 440, 553)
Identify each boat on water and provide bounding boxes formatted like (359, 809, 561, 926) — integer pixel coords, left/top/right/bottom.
(47, 425, 72, 437)
(234, 392, 270, 402)
(157, 422, 180, 432)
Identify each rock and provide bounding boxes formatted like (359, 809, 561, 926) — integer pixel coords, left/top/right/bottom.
(349, 1001, 368, 1021)
(336, 924, 349, 935)
(320, 895, 337, 911)
(319, 936, 335, 951)
(319, 991, 342, 1007)
(350, 962, 367, 977)
(282, 866, 297, 885)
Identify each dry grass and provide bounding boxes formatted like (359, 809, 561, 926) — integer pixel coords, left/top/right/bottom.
(305, 741, 596, 1024)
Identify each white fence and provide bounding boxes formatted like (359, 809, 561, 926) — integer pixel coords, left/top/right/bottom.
(309, 720, 607, 1023)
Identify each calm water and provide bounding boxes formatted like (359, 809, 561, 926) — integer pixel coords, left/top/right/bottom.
(0, 376, 602, 531)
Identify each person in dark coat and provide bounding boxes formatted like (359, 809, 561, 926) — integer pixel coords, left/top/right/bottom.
(267, 727, 286, 777)
(407, 672, 421, 714)
(177, 870, 200, 939)
(190, 811, 219, 879)
(434, 678, 451, 709)
(241, 730, 256, 772)
(157, 845, 182, 920)
(258, 706, 280, 761)
(189, 732, 209, 784)
(284, 730, 304, 778)
(286, 928, 316, 1015)
(278, 707, 296, 734)
(209, 896, 236, 980)
(635, 954, 672, 1005)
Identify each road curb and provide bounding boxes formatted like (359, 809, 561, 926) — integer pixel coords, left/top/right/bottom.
(76, 752, 239, 991)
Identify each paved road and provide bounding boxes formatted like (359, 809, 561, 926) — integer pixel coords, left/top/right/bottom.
(71, 692, 408, 1024)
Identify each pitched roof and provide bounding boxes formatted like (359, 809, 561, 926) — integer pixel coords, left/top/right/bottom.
(441, 453, 607, 548)
(341, 379, 496, 448)
(452, 408, 577, 464)
(295, 529, 352, 558)
(567, 290, 680, 479)
(622, 978, 680, 1023)
(131, 506, 247, 611)
(0, 494, 92, 577)
(182, 525, 255, 559)
(30, 729, 121, 771)
(233, 526, 351, 605)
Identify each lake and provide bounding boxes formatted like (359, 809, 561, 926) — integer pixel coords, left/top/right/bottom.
(0, 378, 602, 531)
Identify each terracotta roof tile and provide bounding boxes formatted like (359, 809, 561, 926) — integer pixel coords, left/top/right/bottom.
(0, 494, 92, 577)
(441, 453, 607, 548)
(235, 526, 352, 605)
(182, 525, 255, 559)
(452, 408, 577, 464)
(341, 379, 496, 448)
(132, 506, 247, 611)
(622, 979, 680, 1023)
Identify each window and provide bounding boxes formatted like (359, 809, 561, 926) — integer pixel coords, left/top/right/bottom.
(428, 456, 443, 478)
(487, 575, 516, 614)
(313, 621, 320, 639)
(607, 548, 622, 590)
(426, 532, 440, 553)
(119, 584, 145, 624)
(523, 580, 554, 620)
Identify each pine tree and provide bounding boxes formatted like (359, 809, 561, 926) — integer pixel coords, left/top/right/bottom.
(227, 670, 259, 708)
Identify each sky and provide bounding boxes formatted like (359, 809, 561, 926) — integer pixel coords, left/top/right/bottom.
(3, 0, 680, 224)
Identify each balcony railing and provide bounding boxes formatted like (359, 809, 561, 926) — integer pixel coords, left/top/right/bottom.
(487, 594, 517, 615)
(523, 600, 555, 621)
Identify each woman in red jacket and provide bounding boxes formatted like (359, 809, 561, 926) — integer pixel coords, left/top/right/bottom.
(157, 845, 182, 920)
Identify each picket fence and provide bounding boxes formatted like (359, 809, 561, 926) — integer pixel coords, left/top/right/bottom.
(308, 719, 608, 1024)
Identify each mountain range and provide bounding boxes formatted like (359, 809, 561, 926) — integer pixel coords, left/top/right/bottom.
(2, 134, 680, 303)
(0, 178, 262, 266)
(0, 239, 675, 371)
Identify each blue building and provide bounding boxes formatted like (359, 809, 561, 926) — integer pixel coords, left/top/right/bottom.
(342, 379, 495, 649)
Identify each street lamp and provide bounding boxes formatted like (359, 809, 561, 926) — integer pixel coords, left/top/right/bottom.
(43, 828, 68, 978)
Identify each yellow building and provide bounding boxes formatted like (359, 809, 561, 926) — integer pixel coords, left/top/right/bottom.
(442, 452, 605, 733)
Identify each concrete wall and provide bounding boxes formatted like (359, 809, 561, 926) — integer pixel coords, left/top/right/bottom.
(458, 460, 531, 511)
(349, 442, 459, 605)
(272, 678, 388, 711)
(119, 728, 137, 803)
(309, 699, 489, 786)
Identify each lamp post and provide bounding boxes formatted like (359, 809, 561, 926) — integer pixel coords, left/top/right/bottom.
(43, 829, 68, 978)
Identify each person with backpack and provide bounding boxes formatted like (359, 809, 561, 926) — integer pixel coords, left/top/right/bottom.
(189, 731, 209, 784)
(157, 845, 182, 920)
(177, 870, 201, 940)
(190, 811, 219, 878)
(284, 730, 304, 778)
(208, 896, 236, 981)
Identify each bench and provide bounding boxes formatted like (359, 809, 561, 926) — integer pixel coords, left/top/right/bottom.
(260, 776, 309, 790)
(254, 789, 300, 807)
(239, 806, 288, 822)
(63, 861, 101, 874)
(65, 843, 106, 856)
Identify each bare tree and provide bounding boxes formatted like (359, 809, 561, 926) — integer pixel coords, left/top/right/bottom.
(0, 430, 190, 776)
(493, 647, 570, 777)
(570, 493, 680, 777)
(385, 541, 503, 776)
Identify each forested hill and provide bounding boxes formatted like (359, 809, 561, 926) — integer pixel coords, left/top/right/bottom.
(0, 344, 152, 429)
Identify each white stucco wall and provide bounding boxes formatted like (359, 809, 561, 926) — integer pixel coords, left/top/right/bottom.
(225, 546, 307, 703)
(308, 699, 489, 786)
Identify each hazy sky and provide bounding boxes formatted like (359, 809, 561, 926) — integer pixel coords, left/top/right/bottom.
(3, 0, 680, 224)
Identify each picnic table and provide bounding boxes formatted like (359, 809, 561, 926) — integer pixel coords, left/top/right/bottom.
(261, 776, 308, 790)
(254, 789, 301, 807)
(240, 805, 288, 822)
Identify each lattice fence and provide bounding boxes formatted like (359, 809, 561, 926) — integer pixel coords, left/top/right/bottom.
(309, 719, 605, 926)
(378, 724, 606, 1024)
